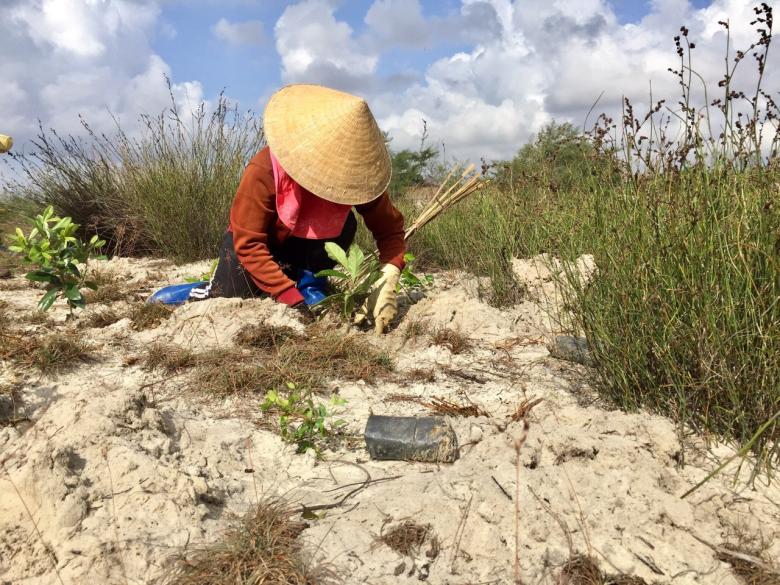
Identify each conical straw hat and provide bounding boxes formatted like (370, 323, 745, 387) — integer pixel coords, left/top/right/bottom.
(264, 85, 391, 205)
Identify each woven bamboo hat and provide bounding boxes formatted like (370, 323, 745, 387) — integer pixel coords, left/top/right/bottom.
(264, 84, 391, 205)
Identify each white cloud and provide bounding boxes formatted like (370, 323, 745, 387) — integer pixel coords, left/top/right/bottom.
(364, 0, 430, 48)
(275, 0, 378, 91)
(213, 18, 266, 46)
(0, 0, 208, 181)
(299, 0, 779, 162)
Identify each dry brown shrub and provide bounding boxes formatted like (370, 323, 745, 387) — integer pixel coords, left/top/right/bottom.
(143, 343, 197, 374)
(557, 554, 650, 585)
(385, 393, 489, 417)
(378, 520, 434, 557)
(403, 318, 431, 343)
(511, 396, 544, 422)
(129, 302, 174, 330)
(431, 327, 472, 354)
(234, 323, 301, 350)
(405, 368, 436, 383)
(195, 327, 393, 397)
(83, 270, 130, 304)
(161, 497, 335, 585)
(81, 308, 123, 329)
(2, 331, 93, 373)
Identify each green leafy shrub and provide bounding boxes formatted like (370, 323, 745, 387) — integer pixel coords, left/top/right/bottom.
(398, 252, 433, 292)
(8, 205, 105, 312)
(261, 383, 347, 453)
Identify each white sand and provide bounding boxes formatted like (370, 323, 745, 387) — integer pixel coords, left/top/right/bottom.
(1, 256, 778, 584)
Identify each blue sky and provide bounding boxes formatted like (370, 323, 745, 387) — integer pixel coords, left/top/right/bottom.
(2, 0, 775, 167)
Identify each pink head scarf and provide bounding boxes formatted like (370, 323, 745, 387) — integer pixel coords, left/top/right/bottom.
(270, 151, 352, 239)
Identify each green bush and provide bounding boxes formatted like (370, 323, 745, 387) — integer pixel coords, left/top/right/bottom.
(8, 89, 265, 262)
(9, 205, 105, 312)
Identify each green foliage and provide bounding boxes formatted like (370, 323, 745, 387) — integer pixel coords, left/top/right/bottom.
(398, 252, 433, 291)
(389, 146, 438, 196)
(184, 258, 218, 283)
(493, 121, 616, 194)
(8, 205, 105, 312)
(261, 383, 347, 453)
(316, 242, 382, 319)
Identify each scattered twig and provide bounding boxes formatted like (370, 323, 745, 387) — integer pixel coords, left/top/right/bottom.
(450, 493, 473, 574)
(492, 475, 513, 501)
(510, 397, 544, 422)
(681, 409, 780, 499)
(514, 419, 530, 585)
(302, 472, 402, 516)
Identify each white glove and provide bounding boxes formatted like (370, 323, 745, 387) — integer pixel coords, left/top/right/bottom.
(0, 135, 12, 154)
(354, 264, 400, 334)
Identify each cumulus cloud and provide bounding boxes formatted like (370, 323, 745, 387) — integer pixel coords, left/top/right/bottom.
(273, 0, 779, 162)
(275, 0, 379, 91)
(0, 0, 205, 178)
(213, 18, 266, 46)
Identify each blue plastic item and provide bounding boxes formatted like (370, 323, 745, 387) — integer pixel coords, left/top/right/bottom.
(148, 281, 208, 306)
(297, 270, 328, 306)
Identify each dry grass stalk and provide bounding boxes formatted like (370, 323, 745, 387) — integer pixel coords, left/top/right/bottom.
(404, 163, 489, 241)
(356, 164, 488, 284)
(128, 302, 174, 330)
(83, 270, 130, 304)
(81, 308, 123, 329)
(378, 520, 433, 557)
(431, 327, 472, 354)
(161, 497, 334, 585)
(234, 323, 301, 350)
(194, 327, 393, 397)
(514, 419, 530, 585)
(385, 393, 489, 417)
(404, 368, 436, 383)
(716, 545, 780, 585)
(511, 396, 544, 422)
(556, 554, 651, 585)
(1, 331, 93, 373)
(143, 343, 197, 374)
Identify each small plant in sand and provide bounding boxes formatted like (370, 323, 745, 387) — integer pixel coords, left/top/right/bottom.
(316, 242, 382, 319)
(261, 382, 347, 453)
(398, 252, 433, 292)
(8, 206, 105, 313)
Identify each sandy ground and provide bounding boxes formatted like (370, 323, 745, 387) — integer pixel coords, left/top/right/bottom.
(1, 255, 778, 585)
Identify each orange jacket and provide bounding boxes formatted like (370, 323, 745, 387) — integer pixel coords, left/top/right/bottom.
(228, 147, 405, 305)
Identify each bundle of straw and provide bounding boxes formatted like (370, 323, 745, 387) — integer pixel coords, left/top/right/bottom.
(354, 163, 488, 286)
(403, 163, 488, 242)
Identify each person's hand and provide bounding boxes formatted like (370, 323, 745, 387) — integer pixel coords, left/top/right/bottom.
(354, 264, 400, 333)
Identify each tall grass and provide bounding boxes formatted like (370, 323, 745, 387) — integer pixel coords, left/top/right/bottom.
(6, 83, 264, 261)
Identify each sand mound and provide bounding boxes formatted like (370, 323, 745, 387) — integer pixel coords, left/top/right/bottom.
(1, 256, 778, 585)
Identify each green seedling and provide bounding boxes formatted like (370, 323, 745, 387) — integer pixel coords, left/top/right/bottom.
(399, 252, 434, 292)
(261, 382, 347, 453)
(184, 258, 218, 283)
(8, 206, 105, 313)
(316, 242, 382, 319)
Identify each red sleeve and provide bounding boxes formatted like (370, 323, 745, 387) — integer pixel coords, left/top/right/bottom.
(229, 152, 303, 305)
(355, 192, 406, 269)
